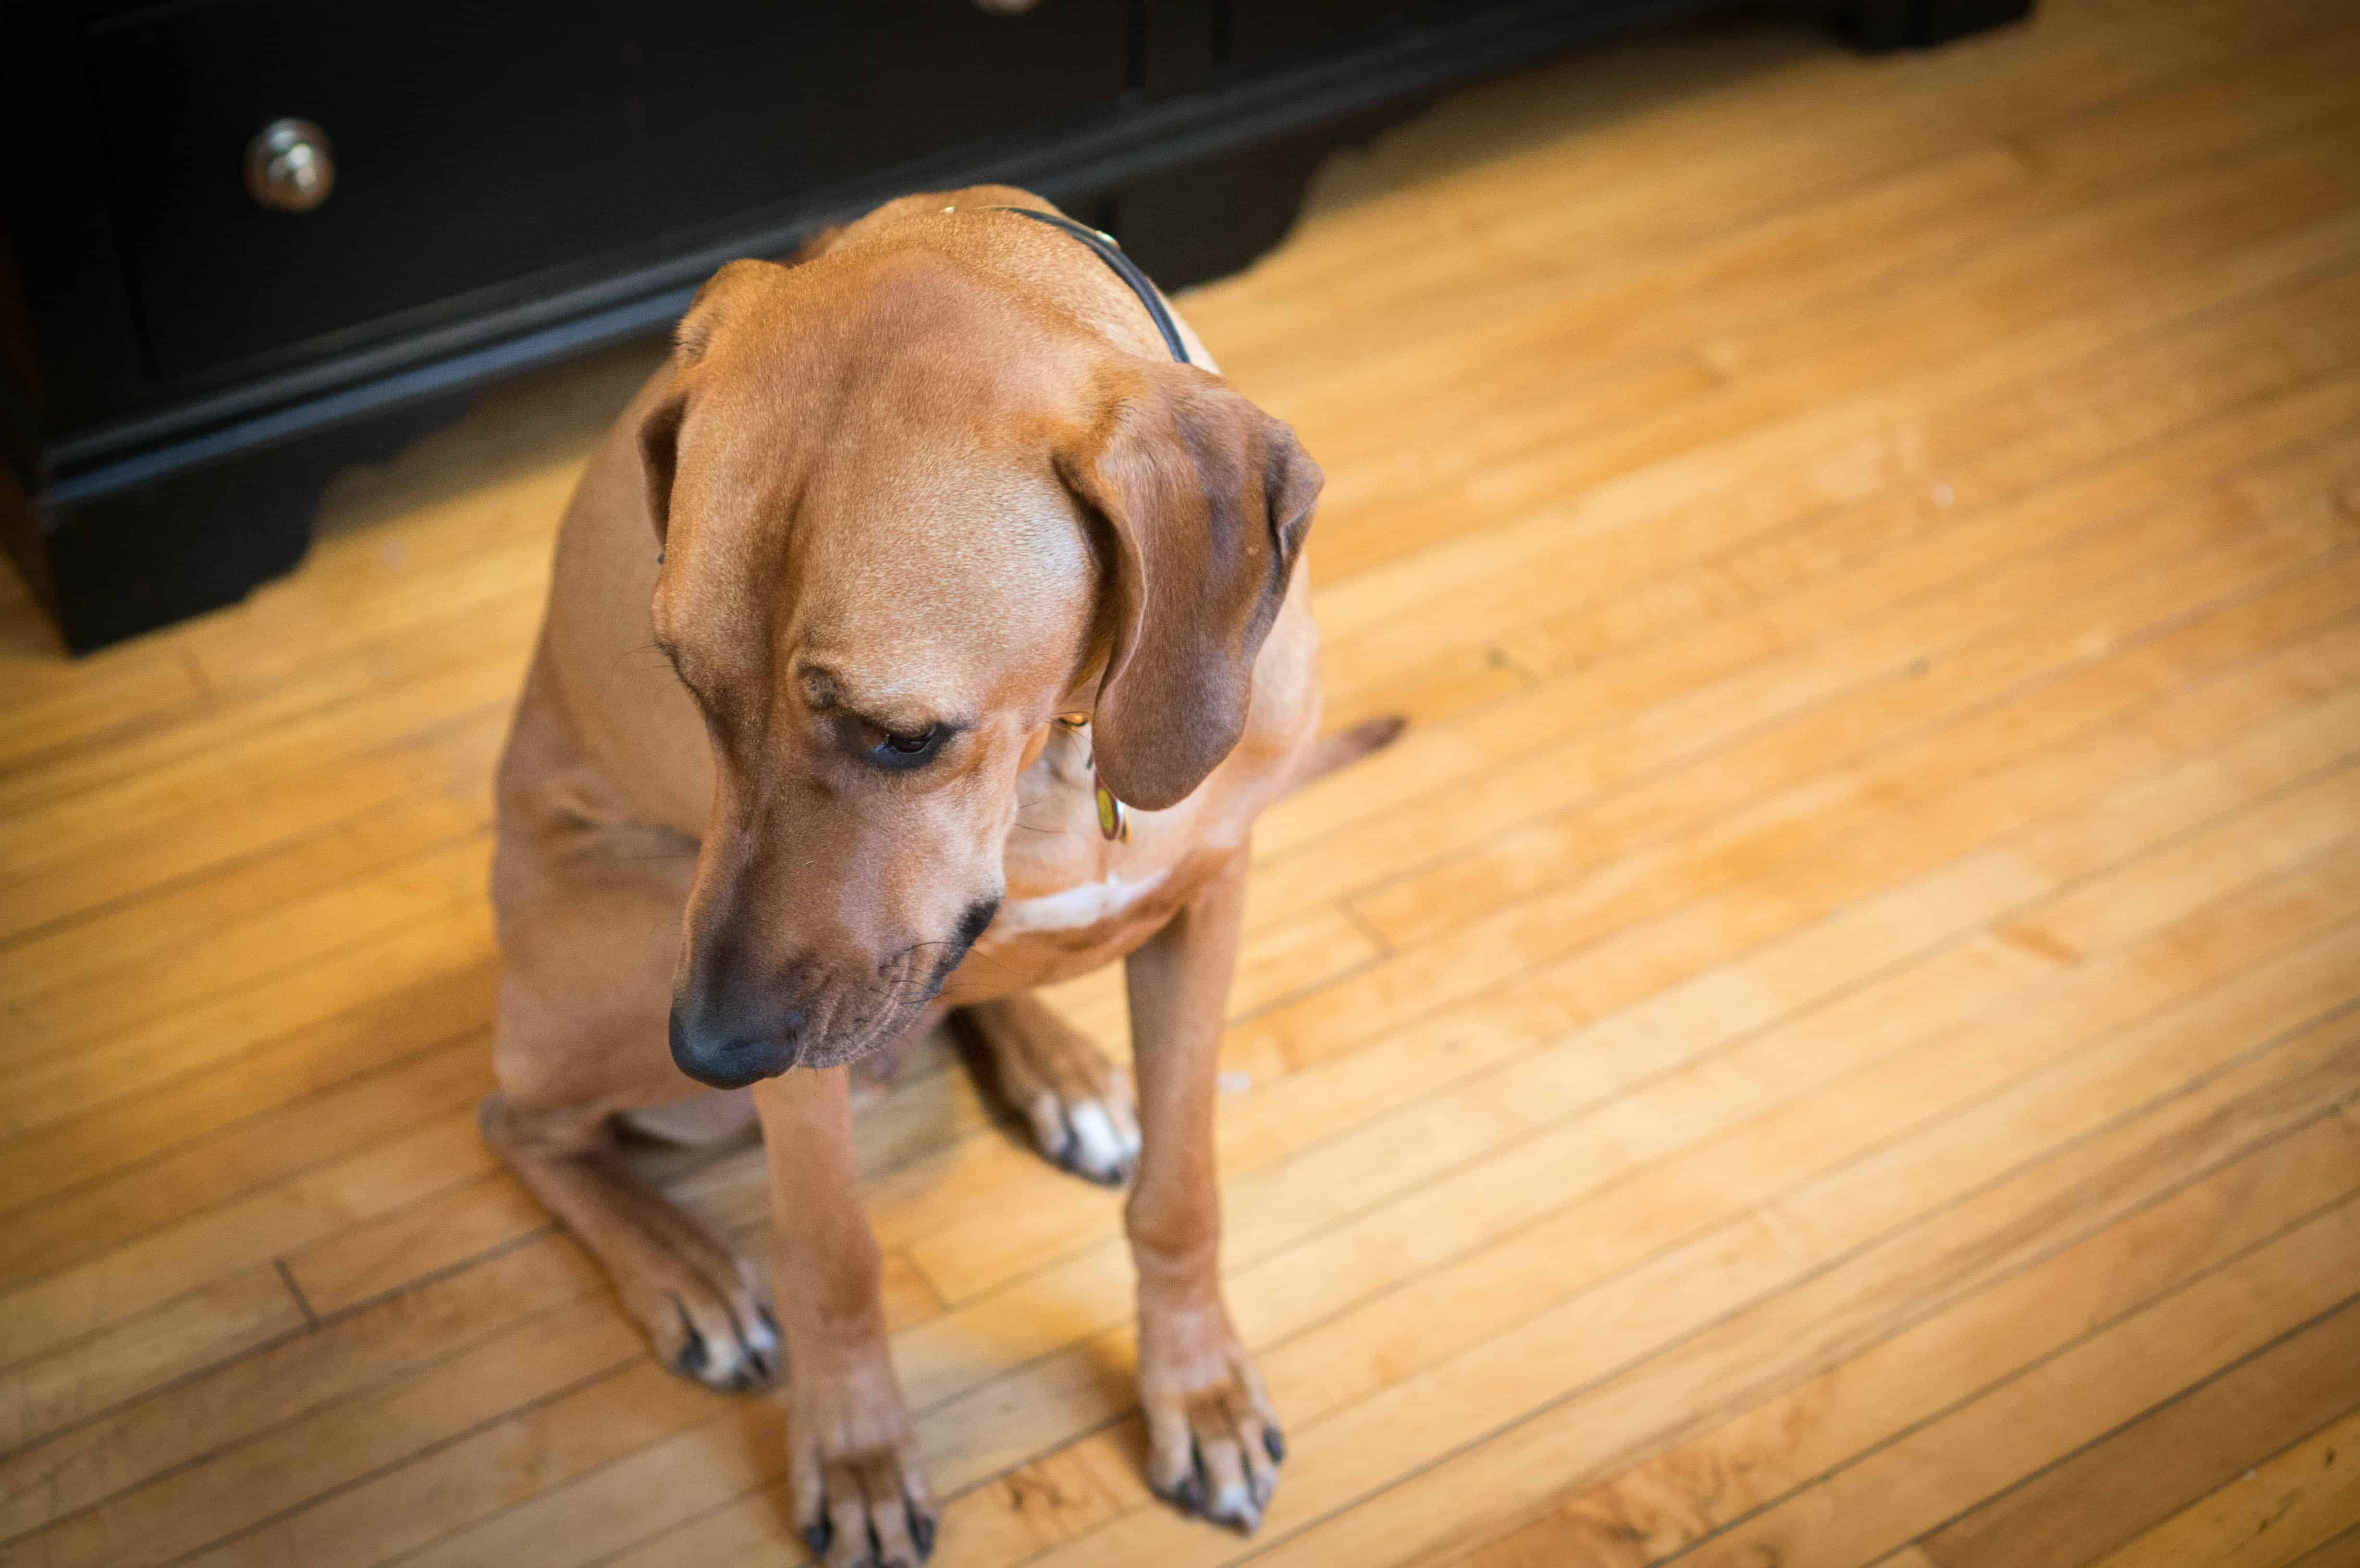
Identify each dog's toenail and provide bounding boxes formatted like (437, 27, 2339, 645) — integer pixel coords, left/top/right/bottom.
(804, 1518, 833, 1555)
(912, 1511, 937, 1559)
(669, 1299, 711, 1377)
(1265, 1426, 1287, 1463)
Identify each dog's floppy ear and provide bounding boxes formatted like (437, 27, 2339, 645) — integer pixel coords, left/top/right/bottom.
(640, 259, 785, 545)
(1057, 364, 1322, 811)
(638, 391, 687, 548)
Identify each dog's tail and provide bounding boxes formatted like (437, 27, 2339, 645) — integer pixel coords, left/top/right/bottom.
(1285, 713, 1406, 796)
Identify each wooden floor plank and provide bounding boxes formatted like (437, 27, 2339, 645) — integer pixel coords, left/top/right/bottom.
(1153, 1000, 2360, 1568)
(1917, 1293, 2360, 1568)
(1316, 178, 2360, 716)
(2082, 1403, 2360, 1568)
(0, 569, 536, 822)
(1442, 1115, 2360, 1568)
(1704, 1271, 2360, 1568)
(1, 3, 2354, 1566)
(1254, 550, 2360, 1077)
(1254, 374, 2360, 938)
(1353, 507, 2360, 953)
(9, 836, 493, 1060)
(178, 1359, 732, 1568)
(0, 959, 495, 1228)
(2287, 1519, 2360, 1568)
(0, 895, 494, 1140)
(0, 1265, 303, 1456)
(0, 1236, 608, 1548)
(1293, 141, 2360, 691)
(13, 1297, 640, 1568)
(1211, 0, 2345, 414)
(0, 1109, 499, 1372)
(0, 800, 490, 1015)
(0, 1035, 490, 1289)
(1595, 1204, 2360, 1568)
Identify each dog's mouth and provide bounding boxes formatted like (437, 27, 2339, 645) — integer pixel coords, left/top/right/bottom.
(777, 1032, 885, 1072)
(822, 897, 1000, 1063)
(672, 913, 996, 1088)
(743, 993, 932, 1080)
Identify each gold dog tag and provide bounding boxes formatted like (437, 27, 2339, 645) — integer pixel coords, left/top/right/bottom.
(1061, 714, 1127, 840)
(1094, 778, 1130, 842)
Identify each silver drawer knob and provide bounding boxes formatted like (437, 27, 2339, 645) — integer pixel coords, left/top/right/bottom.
(245, 118, 335, 212)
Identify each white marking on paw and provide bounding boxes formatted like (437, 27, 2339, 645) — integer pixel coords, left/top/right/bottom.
(1026, 1090, 1067, 1155)
(1069, 1101, 1125, 1174)
(996, 870, 1168, 934)
(1211, 1480, 1256, 1527)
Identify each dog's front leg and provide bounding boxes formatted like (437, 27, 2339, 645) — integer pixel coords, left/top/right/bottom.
(1125, 847, 1284, 1532)
(751, 1066, 935, 1567)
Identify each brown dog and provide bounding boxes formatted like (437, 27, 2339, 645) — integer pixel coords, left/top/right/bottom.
(484, 184, 1397, 1565)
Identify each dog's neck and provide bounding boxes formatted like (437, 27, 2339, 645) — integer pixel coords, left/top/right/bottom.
(941, 204, 1192, 367)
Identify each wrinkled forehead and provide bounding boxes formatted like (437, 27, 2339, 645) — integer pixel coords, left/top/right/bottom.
(781, 432, 1098, 716)
(658, 253, 1107, 712)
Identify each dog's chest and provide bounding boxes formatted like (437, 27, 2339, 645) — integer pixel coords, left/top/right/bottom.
(995, 868, 1171, 935)
(953, 698, 1288, 992)
(978, 840, 1203, 974)
(965, 763, 1211, 986)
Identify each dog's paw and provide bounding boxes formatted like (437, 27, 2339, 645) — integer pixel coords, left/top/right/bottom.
(790, 1354, 937, 1567)
(1022, 1074, 1142, 1187)
(653, 1280, 780, 1394)
(962, 999, 1142, 1185)
(1140, 1300, 1282, 1533)
(611, 1224, 780, 1393)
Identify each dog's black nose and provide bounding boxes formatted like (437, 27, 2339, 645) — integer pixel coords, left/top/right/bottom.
(667, 1003, 805, 1089)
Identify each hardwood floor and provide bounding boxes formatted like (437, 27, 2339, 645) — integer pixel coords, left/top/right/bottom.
(5, 0, 2359, 1563)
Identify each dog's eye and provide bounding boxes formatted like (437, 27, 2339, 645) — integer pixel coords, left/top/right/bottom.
(869, 725, 944, 769)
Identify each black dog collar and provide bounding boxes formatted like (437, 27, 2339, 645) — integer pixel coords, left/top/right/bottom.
(978, 206, 1192, 365)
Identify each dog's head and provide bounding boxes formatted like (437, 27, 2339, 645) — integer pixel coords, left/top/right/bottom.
(640, 245, 1319, 1087)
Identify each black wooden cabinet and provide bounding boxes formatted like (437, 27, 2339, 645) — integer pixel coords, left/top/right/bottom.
(0, 0, 2029, 651)
(89, 2, 1133, 380)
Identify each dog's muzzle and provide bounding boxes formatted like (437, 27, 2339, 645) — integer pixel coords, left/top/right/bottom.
(666, 897, 1002, 1087)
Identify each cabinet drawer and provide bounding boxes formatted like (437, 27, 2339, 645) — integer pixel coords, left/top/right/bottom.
(90, 0, 1129, 379)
